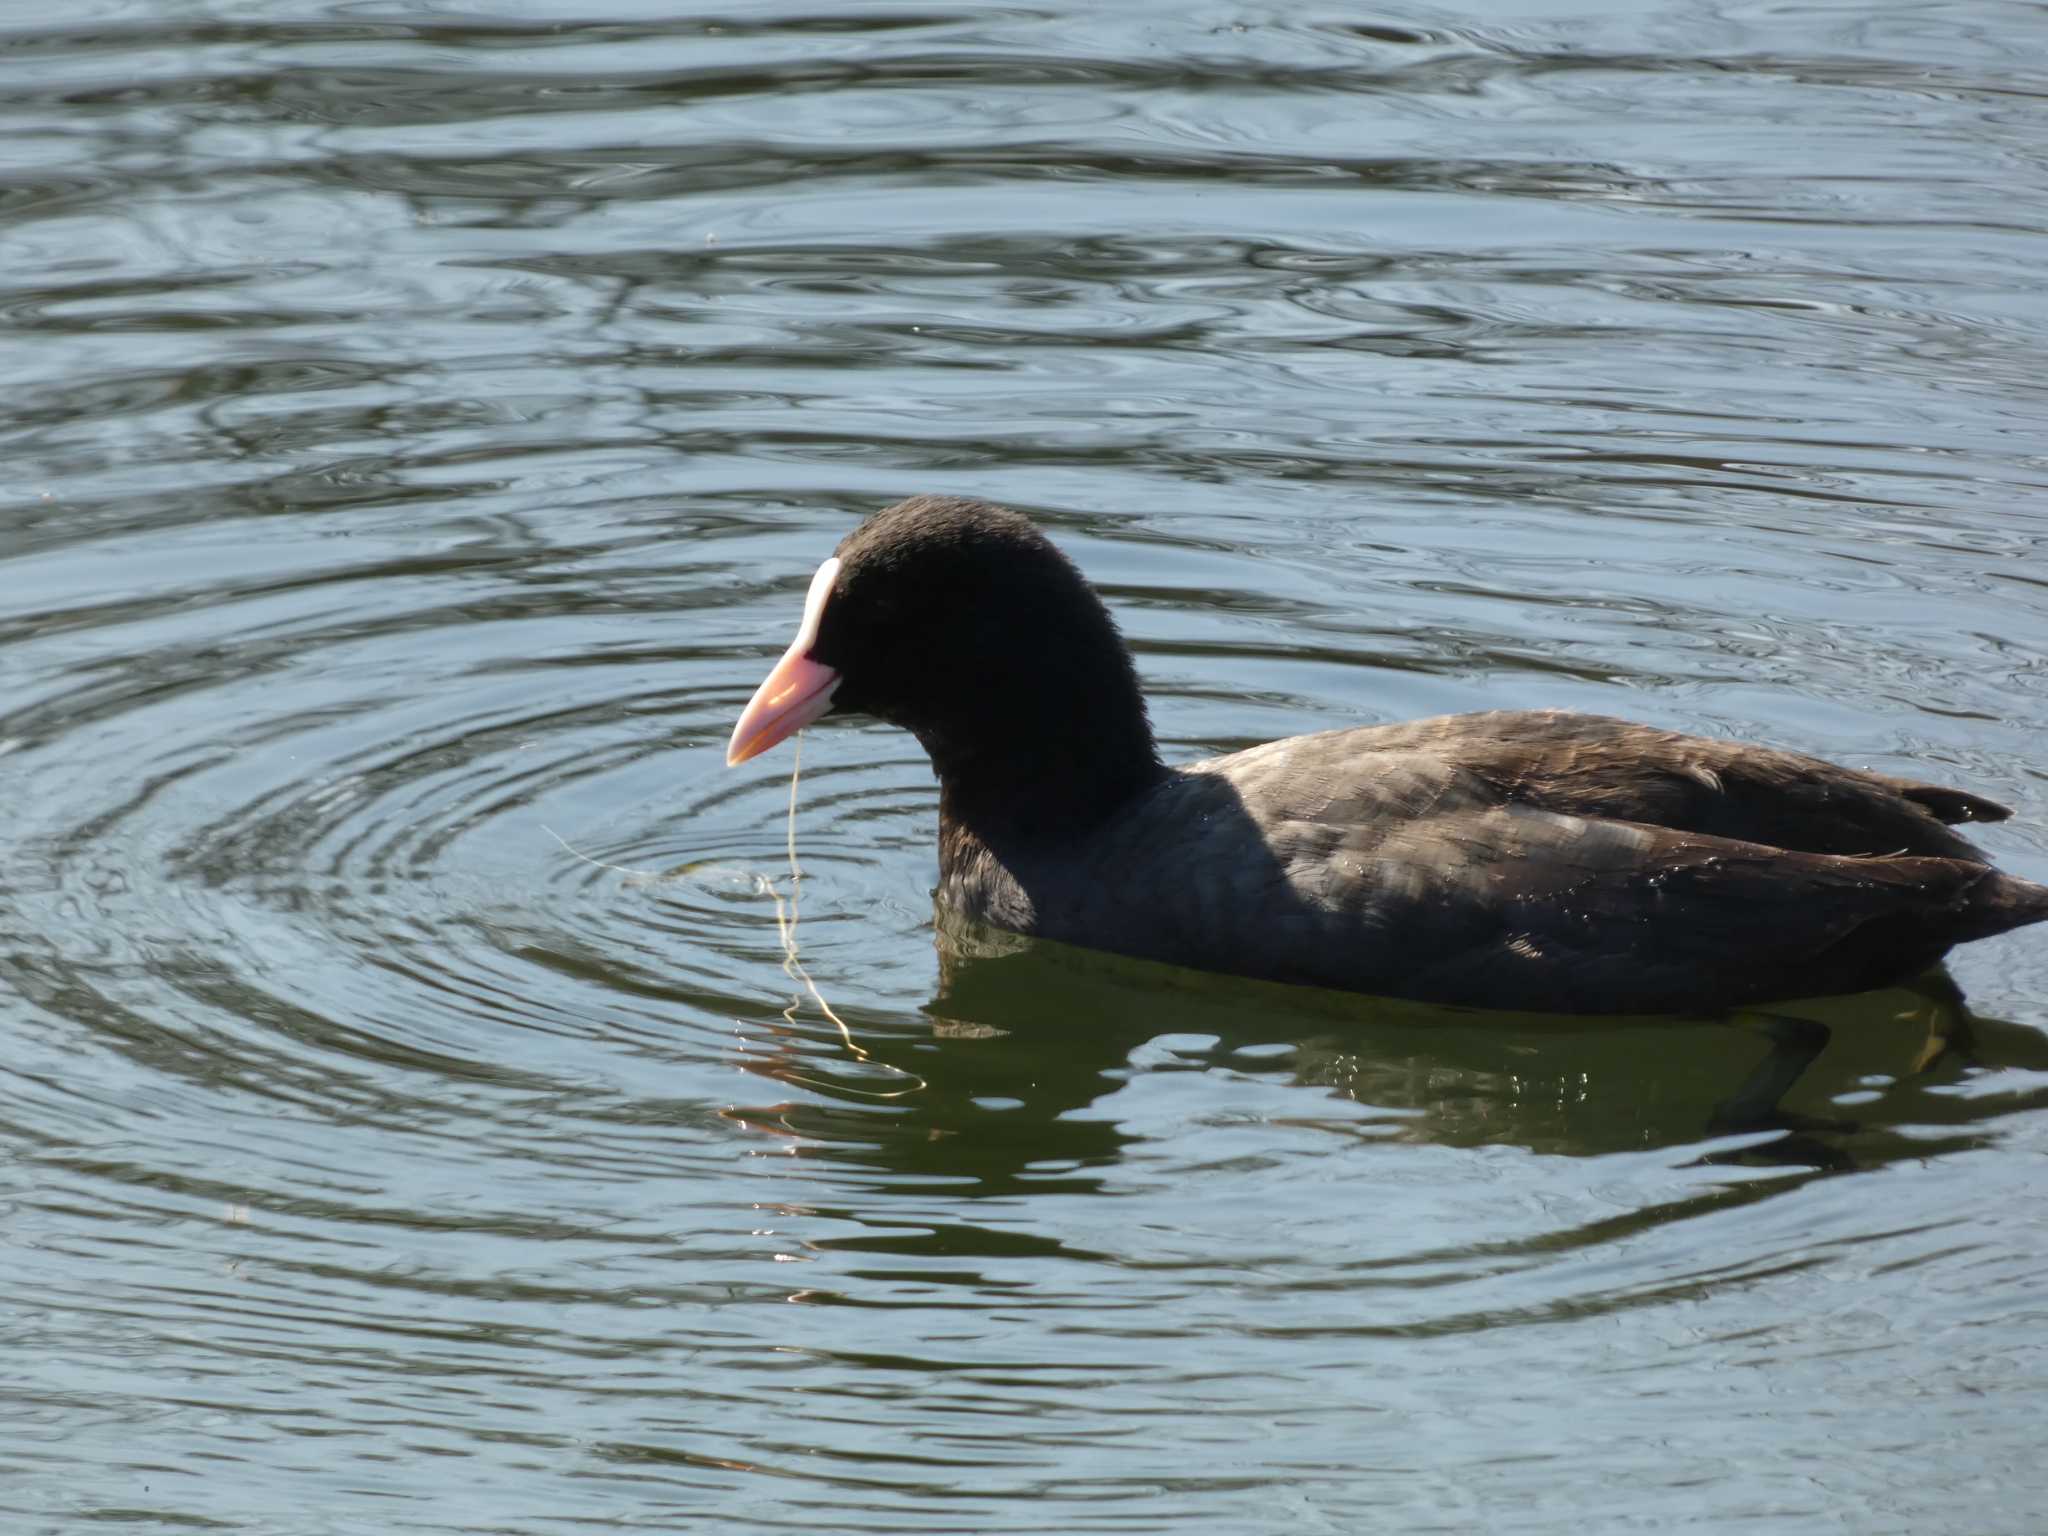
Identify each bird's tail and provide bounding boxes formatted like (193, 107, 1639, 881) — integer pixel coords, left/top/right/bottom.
(1954, 869, 2048, 943)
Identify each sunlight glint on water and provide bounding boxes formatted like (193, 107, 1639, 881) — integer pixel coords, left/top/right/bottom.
(1, 2, 2045, 1532)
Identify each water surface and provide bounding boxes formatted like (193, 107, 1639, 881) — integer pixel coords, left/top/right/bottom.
(4, 1, 2048, 1531)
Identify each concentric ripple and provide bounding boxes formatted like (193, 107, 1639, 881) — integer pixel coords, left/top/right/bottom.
(3, 0, 2048, 1532)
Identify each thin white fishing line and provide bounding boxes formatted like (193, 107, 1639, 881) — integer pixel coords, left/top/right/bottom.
(544, 731, 924, 1097)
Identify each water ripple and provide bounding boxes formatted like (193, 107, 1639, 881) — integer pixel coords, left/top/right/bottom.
(2, 0, 2047, 1531)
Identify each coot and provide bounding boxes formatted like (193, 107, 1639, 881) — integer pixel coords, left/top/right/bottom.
(727, 496, 2047, 1014)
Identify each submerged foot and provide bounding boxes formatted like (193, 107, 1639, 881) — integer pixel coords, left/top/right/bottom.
(1707, 1010, 1839, 1135)
(1900, 969, 1977, 1075)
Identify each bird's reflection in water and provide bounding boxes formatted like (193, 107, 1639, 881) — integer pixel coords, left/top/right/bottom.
(725, 912, 2048, 1194)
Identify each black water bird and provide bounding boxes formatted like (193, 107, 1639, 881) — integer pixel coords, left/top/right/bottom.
(727, 495, 2048, 1016)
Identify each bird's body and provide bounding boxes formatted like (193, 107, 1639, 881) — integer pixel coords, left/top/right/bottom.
(942, 709, 2038, 1013)
(728, 496, 2048, 1015)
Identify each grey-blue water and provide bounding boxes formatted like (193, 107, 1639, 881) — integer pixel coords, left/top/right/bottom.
(4, 2, 2046, 1531)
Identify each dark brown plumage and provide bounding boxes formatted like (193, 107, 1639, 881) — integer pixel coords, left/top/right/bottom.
(732, 495, 2048, 1015)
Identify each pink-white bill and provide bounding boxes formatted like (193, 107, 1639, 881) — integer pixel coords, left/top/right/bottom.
(726, 556, 843, 766)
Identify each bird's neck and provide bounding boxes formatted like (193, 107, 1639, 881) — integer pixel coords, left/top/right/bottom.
(924, 690, 1164, 870)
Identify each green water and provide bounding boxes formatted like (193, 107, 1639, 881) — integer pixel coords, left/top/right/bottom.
(3, 2, 2046, 1531)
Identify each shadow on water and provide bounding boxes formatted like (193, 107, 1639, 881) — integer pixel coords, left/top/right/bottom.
(727, 917, 2048, 1201)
